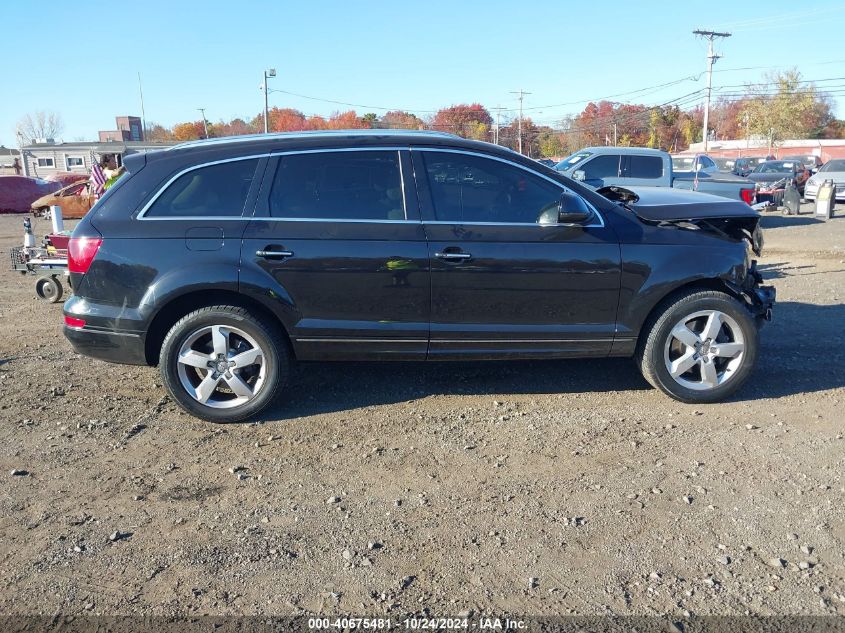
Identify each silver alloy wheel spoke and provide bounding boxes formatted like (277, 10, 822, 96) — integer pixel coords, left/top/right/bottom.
(670, 323, 699, 349)
(663, 309, 745, 392)
(195, 373, 222, 403)
(230, 347, 262, 368)
(711, 342, 743, 358)
(179, 349, 211, 369)
(669, 351, 698, 378)
(211, 325, 229, 357)
(701, 311, 723, 341)
(224, 373, 254, 398)
(700, 359, 719, 388)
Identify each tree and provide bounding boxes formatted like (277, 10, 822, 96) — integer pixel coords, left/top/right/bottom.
(381, 110, 425, 130)
(431, 104, 492, 139)
(215, 118, 254, 137)
(172, 121, 205, 141)
(146, 122, 175, 142)
(739, 69, 834, 144)
(362, 113, 379, 126)
(270, 108, 308, 132)
(537, 128, 564, 158)
(325, 111, 370, 129)
(16, 111, 64, 143)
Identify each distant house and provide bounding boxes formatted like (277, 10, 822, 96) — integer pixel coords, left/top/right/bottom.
(0, 146, 21, 175)
(20, 140, 174, 179)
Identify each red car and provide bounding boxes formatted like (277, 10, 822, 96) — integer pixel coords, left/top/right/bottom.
(0, 176, 61, 213)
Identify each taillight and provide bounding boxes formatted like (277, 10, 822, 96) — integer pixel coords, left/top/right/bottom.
(64, 316, 86, 328)
(740, 188, 755, 205)
(68, 237, 102, 274)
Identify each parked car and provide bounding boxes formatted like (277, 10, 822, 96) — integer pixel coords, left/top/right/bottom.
(782, 155, 823, 174)
(745, 156, 772, 170)
(747, 160, 811, 195)
(713, 157, 753, 177)
(64, 130, 774, 422)
(804, 158, 845, 202)
(556, 147, 756, 204)
(671, 154, 720, 175)
(0, 175, 61, 213)
(30, 180, 95, 219)
(536, 158, 556, 168)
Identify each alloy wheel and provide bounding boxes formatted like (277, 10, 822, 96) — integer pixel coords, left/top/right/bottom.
(662, 309, 745, 391)
(176, 324, 267, 409)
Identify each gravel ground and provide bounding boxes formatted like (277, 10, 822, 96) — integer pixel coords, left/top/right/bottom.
(0, 205, 843, 618)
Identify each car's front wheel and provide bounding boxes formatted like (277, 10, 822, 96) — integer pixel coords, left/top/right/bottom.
(636, 290, 758, 403)
(160, 306, 290, 422)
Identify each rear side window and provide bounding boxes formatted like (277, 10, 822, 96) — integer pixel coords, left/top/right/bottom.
(581, 154, 620, 180)
(622, 155, 663, 179)
(268, 151, 404, 220)
(144, 158, 259, 218)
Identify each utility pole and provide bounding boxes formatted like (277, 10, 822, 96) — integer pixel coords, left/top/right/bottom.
(693, 29, 731, 152)
(491, 105, 506, 145)
(510, 89, 531, 154)
(613, 122, 618, 147)
(137, 72, 147, 141)
(197, 108, 209, 138)
(263, 68, 276, 134)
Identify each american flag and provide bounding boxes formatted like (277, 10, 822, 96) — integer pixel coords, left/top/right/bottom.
(90, 162, 107, 198)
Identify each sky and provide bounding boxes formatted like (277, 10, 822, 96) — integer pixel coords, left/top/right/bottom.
(2, 0, 844, 147)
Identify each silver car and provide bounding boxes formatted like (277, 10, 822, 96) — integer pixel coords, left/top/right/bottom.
(805, 159, 845, 201)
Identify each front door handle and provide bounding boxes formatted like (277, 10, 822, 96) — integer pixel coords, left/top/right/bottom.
(435, 251, 472, 260)
(256, 248, 294, 259)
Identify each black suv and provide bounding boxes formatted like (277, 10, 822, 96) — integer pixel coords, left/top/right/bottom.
(64, 131, 774, 422)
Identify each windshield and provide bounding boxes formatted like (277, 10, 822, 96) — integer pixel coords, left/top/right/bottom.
(754, 161, 793, 174)
(713, 158, 735, 170)
(819, 159, 845, 172)
(672, 156, 697, 170)
(555, 152, 592, 171)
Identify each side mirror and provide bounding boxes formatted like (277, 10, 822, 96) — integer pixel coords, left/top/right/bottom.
(558, 191, 593, 225)
(572, 169, 586, 181)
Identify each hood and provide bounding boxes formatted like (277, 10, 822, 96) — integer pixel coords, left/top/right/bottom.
(601, 185, 758, 222)
(747, 172, 789, 183)
(598, 185, 764, 255)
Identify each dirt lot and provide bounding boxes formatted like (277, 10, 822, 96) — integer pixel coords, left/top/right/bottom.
(0, 206, 843, 619)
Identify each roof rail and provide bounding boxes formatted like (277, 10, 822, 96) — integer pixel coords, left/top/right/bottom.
(167, 129, 459, 151)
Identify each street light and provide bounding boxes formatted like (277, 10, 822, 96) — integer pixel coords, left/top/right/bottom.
(263, 68, 276, 134)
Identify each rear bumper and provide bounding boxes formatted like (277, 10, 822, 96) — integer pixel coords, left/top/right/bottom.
(64, 325, 148, 365)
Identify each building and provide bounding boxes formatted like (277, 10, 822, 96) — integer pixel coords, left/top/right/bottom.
(0, 146, 21, 175)
(19, 140, 174, 179)
(98, 116, 145, 142)
(687, 138, 845, 161)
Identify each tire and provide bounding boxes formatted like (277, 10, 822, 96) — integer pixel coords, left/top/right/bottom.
(159, 306, 290, 423)
(35, 276, 63, 303)
(636, 290, 758, 404)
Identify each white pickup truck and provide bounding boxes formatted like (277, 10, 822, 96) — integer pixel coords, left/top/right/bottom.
(555, 147, 756, 204)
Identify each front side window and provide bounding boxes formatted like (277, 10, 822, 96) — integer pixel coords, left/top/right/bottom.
(145, 158, 258, 218)
(422, 152, 562, 223)
(581, 154, 620, 181)
(269, 151, 404, 220)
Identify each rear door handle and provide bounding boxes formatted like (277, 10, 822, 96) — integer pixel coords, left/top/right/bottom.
(256, 249, 294, 259)
(435, 251, 472, 260)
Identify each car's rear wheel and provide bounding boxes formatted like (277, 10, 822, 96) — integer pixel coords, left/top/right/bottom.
(636, 290, 758, 403)
(160, 306, 289, 423)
